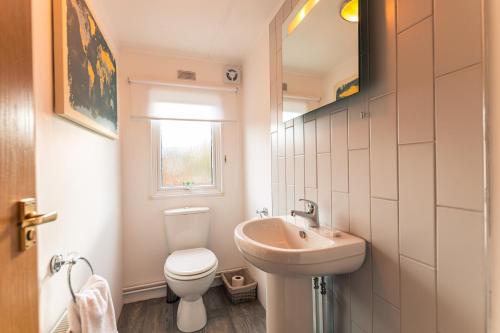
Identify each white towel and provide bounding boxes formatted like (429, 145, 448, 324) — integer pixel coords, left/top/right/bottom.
(68, 275, 118, 333)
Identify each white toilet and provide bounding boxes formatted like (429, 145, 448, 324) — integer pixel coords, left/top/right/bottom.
(163, 207, 218, 333)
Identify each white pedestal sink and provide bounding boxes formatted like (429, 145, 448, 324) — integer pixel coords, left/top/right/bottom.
(234, 216, 366, 333)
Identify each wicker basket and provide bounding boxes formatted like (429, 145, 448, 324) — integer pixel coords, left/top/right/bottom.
(221, 268, 257, 304)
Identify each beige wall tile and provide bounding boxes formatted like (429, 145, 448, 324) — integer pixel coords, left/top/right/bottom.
(305, 187, 318, 205)
(373, 295, 401, 333)
(351, 246, 373, 333)
(399, 142, 435, 266)
(294, 116, 304, 155)
(398, 18, 434, 144)
(271, 132, 278, 183)
(351, 322, 366, 333)
(332, 191, 350, 232)
(277, 103, 283, 125)
(434, 0, 482, 76)
(286, 126, 294, 185)
(278, 157, 287, 215)
(286, 185, 295, 215)
(437, 207, 485, 333)
(349, 149, 371, 241)
(317, 153, 332, 228)
(272, 182, 279, 216)
(397, 0, 432, 32)
(371, 198, 400, 307)
(278, 121, 286, 157)
(370, 93, 398, 200)
(333, 274, 351, 333)
(400, 256, 436, 333)
(436, 64, 484, 211)
(294, 155, 305, 210)
(270, 102, 278, 134)
(369, 0, 397, 98)
(332, 110, 349, 192)
(304, 120, 317, 188)
(277, 49, 283, 102)
(348, 101, 369, 150)
(316, 113, 331, 153)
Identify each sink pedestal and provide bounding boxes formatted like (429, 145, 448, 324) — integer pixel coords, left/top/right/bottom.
(266, 274, 314, 333)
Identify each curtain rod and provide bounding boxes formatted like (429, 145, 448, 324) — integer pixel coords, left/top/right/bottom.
(130, 115, 237, 123)
(128, 77, 238, 93)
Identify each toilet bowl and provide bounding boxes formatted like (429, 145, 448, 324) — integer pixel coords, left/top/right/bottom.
(162, 207, 217, 332)
(164, 248, 218, 332)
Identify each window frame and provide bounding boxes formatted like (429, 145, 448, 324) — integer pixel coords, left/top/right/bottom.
(150, 120, 223, 198)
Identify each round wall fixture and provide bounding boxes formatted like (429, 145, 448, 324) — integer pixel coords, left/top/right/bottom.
(340, 0, 359, 23)
(224, 67, 241, 84)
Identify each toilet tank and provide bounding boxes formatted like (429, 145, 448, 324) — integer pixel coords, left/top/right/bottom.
(163, 207, 210, 253)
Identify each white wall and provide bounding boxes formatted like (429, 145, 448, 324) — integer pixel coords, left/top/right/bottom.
(32, 1, 123, 332)
(241, 30, 273, 307)
(487, 0, 500, 330)
(120, 50, 246, 303)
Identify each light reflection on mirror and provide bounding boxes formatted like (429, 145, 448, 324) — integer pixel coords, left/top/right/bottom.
(282, 0, 360, 122)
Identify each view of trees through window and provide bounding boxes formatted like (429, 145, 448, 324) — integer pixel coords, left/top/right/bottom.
(159, 120, 214, 188)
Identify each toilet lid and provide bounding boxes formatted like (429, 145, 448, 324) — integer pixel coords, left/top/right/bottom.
(165, 248, 217, 276)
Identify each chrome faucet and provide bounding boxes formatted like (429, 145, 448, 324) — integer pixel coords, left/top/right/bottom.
(290, 199, 319, 228)
(256, 207, 269, 219)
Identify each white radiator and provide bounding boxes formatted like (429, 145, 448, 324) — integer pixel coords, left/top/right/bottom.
(50, 311, 70, 333)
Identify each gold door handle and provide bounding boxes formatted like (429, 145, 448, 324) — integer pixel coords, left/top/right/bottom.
(21, 211, 58, 227)
(19, 198, 58, 251)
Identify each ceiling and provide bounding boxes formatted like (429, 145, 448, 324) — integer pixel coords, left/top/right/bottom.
(98, 0, 283, 63)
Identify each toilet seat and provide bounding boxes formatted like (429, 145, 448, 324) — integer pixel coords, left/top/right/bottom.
(166, 264, 217, 281)
(165, 248, 218, 281)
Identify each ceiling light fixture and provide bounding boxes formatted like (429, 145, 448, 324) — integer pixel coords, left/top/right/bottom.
(340, 0, 359, 23)
(287, 0, 321, 35)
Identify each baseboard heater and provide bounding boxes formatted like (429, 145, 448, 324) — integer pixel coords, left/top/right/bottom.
(50, 311, 69, 333)
(122, 269, 242, 296)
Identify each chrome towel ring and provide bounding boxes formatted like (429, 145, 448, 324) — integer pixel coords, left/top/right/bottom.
(50, 254, 94, 303)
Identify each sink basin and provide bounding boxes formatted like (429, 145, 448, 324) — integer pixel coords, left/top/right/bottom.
(234, 216, 366, 276)
(234, 216, 366, 333)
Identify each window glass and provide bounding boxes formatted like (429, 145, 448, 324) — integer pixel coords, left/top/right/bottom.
(159, 120, 214, 188)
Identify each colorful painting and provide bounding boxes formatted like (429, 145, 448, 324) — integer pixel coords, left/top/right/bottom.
(53, 0, 118, 139)
(335, 77, 360, 101)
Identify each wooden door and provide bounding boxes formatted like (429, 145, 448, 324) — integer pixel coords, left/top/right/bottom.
(0, 0, 39, 332)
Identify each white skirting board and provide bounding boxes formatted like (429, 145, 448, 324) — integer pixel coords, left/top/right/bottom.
(122, 274, 224, 304)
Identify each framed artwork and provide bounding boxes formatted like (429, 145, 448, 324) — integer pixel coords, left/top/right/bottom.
(53, 0, 118, 139)
(334, 76, 360, 102)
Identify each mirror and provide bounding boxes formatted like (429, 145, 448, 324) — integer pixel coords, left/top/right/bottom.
(282, 0, 361, 122)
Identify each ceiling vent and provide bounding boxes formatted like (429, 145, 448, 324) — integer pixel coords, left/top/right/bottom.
(224, 66, 241, 84)
(177, 70, 196, 81)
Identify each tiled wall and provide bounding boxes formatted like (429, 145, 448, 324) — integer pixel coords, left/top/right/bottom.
(269, 0, 486, 332)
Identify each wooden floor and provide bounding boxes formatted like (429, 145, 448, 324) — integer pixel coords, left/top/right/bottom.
(118, 286, 266, 333)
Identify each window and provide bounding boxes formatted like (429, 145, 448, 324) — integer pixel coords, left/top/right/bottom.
(151, 120, 222, 197)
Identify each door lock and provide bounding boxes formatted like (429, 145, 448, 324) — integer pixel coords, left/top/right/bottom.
(19, 198, 58, 251)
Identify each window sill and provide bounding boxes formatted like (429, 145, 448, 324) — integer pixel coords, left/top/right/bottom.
(149, 190, 224, 199)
